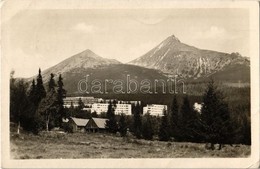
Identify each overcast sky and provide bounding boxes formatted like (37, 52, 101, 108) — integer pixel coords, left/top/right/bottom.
(3, 8, 249, 78)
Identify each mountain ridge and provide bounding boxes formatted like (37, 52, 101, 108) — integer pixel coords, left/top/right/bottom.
(28, 49, 121, 83)
(129, 34, 249, 79)
(25, 35, 250, 94)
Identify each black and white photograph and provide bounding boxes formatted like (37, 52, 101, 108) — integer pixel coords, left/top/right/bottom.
(1, 0, 259, 168)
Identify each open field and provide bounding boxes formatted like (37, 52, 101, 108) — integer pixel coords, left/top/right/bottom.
(10, 132, 250, 159)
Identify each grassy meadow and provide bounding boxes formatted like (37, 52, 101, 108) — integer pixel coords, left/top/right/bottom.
(10, 131, 250, 159)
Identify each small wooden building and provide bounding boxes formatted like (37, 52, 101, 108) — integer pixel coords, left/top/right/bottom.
(69, 117, 89, 133)
(85, 118, 107, 132)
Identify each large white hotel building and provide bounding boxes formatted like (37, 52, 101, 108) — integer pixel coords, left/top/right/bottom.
(64, 97, 167, 116)
(143, 104, 167, 116)
(91, 103, 132, 116)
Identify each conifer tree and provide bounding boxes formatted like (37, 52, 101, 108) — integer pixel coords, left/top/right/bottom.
(36, 68, 46, 105)
(48, 73, 56, 92)
(106, 100, 113, 119)
(180, 96, 193, 122)
(119, 113, 127, 137)
(201, 80, 233, 150)
(28, 79, 37, 106)
(241, 114, 251, 145)
(37, 89, 58, 131)
(68, 101, 75, 117)
(179, 95, 198, 141)
(142, 113, 154, 140)
(10, 78, 31, 134)
(133, 102, 142, 138)
(25, 79, 43, 133)
(105, 101, 118, 133)
(78, 97, 85, 110)
(112, 99, 117, 107)
(170, 94, 179, 138)
(70, 101, 74, 109)
(57, 74, 66, 126)
(159, 108, 171, 141)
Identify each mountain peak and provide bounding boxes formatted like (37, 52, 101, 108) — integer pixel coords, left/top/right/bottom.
(31, 49, 121, 83)
(81, 49, 92, 53)
(73, 49, 104, 60)
(79, 49, 96, 56)
(129, 34, 249, 79)
(166, 34, 181, 43)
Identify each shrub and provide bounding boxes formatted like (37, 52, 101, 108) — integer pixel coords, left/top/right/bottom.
(62, 123, 73, 133)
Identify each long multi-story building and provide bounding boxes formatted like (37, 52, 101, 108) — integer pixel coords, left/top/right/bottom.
(91, 103, 109, 114)
(143, 104, 167, 116)
(114, 104, 132, 115)
(63, 97, 137, 116)
(64, 96, 102, 108)
(91, 103, 132, 115)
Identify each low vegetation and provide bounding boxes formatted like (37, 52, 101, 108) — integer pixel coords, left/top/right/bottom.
(10, 132, 250, 159)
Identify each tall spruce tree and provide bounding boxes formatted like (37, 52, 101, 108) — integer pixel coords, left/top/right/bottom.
(105, 101, 118, 133)
(78, 98, 85, 110)
(25, 78, 42, 133)
(48, 73, 56, 92)
(179, 96, 198, 141)
(37, 89, 58, 131)
(201, 80, 233, 150)
(10, 71, 16, 122)
(57, 74, 66, 126)
(133, 102, 142, 139)
(106, 100, 113, 119)
(142, 113, 154, 140)
(69, 101, 75, 117)
(28, 79, 38, 106)
(112, 99, 117, 107)
(180, 96, 193, 123)
(170, 94, 179, 139)
(10, 77, 31, 134)
(119, 113, 127, 137)
(241, 114, 251, 145)
(159, 108, 171, 141)
(36, 68, 46, 105)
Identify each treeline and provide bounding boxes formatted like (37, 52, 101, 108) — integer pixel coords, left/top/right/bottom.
(103, 80, 251, 149)
(10, 69, 67, 134)
(78, 86, 250, 114)
(10, 70, 250, 148)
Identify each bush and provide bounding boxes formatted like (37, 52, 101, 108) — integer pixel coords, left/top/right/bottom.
(62, 123, 73, 133)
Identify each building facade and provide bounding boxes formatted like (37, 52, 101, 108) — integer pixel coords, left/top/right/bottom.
(69, 117, 89, 133)
(114, 104, 132, 115)
(193, 102, 203, 113)
(91, 103, 109, 114)
(143, 104, 167, 116)
(64, 96, 101, 108)
(85, 118, 107, 132)
(91, 103, 132, 115)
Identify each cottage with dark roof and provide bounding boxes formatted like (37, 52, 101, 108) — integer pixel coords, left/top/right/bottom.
(69, 117, 89, 133)
(85, 118, 108, 132)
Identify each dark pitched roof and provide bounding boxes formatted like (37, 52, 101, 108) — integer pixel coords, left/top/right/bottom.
(92, 118, 108, 129)
(70, 117, 89, 126)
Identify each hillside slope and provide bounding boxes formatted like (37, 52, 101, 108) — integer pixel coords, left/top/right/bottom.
(129, 35, 250, 81)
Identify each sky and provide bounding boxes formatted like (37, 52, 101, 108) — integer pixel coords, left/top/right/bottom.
(2, 8, 250, 78)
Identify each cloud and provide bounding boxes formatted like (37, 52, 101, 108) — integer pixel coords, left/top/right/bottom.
(7, 48, 54, 78)
(73, 23, 95, 33)
(191, 26, 240, 41)
(203, 26, 226, 39)
(192, 26, 237, 40)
